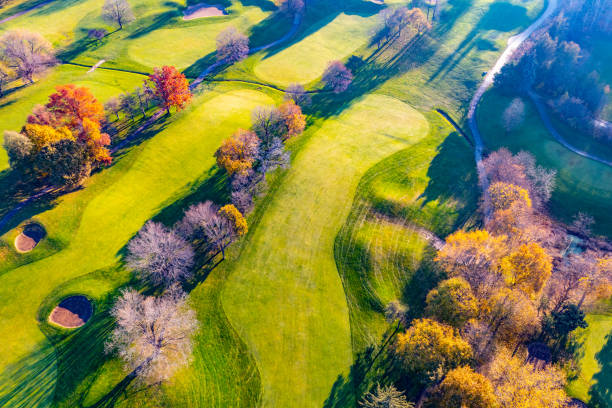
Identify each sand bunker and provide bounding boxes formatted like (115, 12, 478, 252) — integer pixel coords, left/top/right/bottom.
(49, 295, 93, 328)
(183, 3, 226, 20)
(14, 223, 46, 253)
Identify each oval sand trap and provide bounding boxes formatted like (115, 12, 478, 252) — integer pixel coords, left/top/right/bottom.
(49, 296, 93, 328)
(183, 3, 226, 20)
(14, 223, 46, 253)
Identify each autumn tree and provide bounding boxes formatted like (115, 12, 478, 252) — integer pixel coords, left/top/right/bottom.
(488, 182, 531, 211)
(106, 286, 199, 384)
(425, 278, 478, 328)
(126, 221, 195, 286)
(499, 242, 552, 296)
(393, 319, 472, 384)
(0, 30, 55, 83)
(360, 384, 414, 408)
(435, 229, 507, 296)
(429, 366, 498, 408)
(215, 129, 260, 175)
(322, 61, 353, 93)
(385, 300, 409, 325)
(284, 83, 311, 107)
(278, 100, 306, 139)
(486, 350, 570, 408)
(219, 204, 248, 236)
(147, 66, 191, 115)
(3, 131, 32, 167)
(502, 98, 525, 132)
(102, 0, 135, 29)
(216, 27, 249, 63)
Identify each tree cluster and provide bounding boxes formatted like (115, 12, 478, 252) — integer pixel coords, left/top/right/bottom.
(373, 6, 430, 49)
(3, 84, 112, 187)
(494, 8, 611, 139)
(214, 100, 305, 214)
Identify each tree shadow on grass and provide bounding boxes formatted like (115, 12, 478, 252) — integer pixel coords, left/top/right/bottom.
(427, 1, 529, 83)
(589, 331, 612, 408)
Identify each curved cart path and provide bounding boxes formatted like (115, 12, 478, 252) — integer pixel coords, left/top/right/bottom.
(467, 0, 558, 217)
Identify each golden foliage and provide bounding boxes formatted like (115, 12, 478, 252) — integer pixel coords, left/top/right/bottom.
(394, 319, 472, 382)
(279, 100, 306, 139)
(432, 366, 498, 408)
(489, 182, 531, 211)
(215, 129, 260, 175)
(481, 288, 539, 347)
(486, 349, 569, 408)
(425, 278, 478, 328)
(23, 123, 74, 152)
(219, 204, 248, 236)
(499, 243, 552, 295)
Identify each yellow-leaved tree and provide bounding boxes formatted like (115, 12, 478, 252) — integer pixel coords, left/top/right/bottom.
(430, 365, 498, 408)
(425, 278, 478, 328)
(488, 182, 531, 211)
(499, 242, 552, 296)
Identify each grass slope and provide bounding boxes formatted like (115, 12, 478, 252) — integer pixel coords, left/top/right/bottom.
(222, 94, 429, 407)
(0, 87, 273, 407)
(335, 112, 479, 353)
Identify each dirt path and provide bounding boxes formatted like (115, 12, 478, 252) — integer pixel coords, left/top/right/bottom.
(0, 0, 55, 24)
(467, 0, 559, 218)
(528, 91, 612, 168)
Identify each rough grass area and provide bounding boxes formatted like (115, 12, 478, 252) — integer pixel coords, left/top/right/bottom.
(254, 12, 380, 86)
(0, 65, 145, 170)
(335, 112, 479, 355)
(477, 89, 612, 237)
(0, 86, 274, 407)
(222, 94, 429, 407)
(567, 314, 612, 406)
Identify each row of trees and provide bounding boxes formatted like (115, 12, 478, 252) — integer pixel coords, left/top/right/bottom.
(364, 148, 612, 407)
(373, 6, 430, 50)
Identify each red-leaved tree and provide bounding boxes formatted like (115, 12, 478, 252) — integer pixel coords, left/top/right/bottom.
(147, 66, 191, 115)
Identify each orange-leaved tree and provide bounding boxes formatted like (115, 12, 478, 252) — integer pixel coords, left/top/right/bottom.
(147, 66, 191, 115)
(215, 129, 260, 175)
(279, 100, 306, 140)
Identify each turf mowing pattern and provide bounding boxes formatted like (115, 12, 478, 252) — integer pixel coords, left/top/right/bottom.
(222, 94, 429, 407)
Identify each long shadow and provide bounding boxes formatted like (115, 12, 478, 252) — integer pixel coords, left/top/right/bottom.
(27, 0, 80, 17)
(428, 1, 529, 83)
(127, 9, 182, 39)
(589, 331, 612, 408)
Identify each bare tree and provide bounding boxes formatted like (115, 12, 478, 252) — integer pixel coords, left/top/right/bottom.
(230, 169, 265, 214)
(384, 300, 409, 325)
(175, 201, 218, 239)
(106, 286, 199, 384)
(322, 61, 353, 93)
(360, 384, 414, 408)
(104, 97, 121, 121)
(0, 30, 55, 83)
(502, 98, 526, 132)
(252, 106, 284, 145)
(259, 137, 290, 175)
(102, 0, 135, 30)
(126, 221, 194, 286)
(284, 83, 311, 107)
(571, 212, 595, 236)
(216, 27, 249, 63)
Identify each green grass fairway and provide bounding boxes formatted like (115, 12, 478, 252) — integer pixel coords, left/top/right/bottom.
(477, 89, 612, 236)
(254, 12, 380, 86)
(126, 5, 268, 71)
(335, 113, 479, 353)
(0, 87, 273, 408)
(567, 314, 612, 405)
(0, 65, 145, 170)
(222, 94, 429, 407)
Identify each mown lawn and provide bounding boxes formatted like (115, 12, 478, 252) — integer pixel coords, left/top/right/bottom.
(477, 88, 612, 237)
(0, 85, 274, 408)
(222, 93, 429, 407)
(335, 112, 479, 355)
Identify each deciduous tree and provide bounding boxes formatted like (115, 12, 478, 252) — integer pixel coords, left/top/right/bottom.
(488, 182, 532, 211)
(322, 61, 353, 93)
(425, 278, 478, 328)
(393, 318, 472, 384)
(127, 221, 194, 286)
(430, 366, 498, 408)
(216, 27, 249, 63)
(499, 242, 552, 296)
(215, 129, 260, 175)
(273, 0, 304, 15)
(106, 286, 199, 384)
(502, 98, 525, 132)
(147, 66, 191, 115)
(284, 83, 311, 107)
(102, 0, 135, 29)
(360, 384, 414, 408)
(3, 130, 32, 166)
(0, 30, 55, 83)
(278, 100, 306, 139)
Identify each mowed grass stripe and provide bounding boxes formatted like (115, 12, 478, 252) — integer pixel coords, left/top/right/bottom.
(222, 94, 429, 407)
(0, 89, 273, 406)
